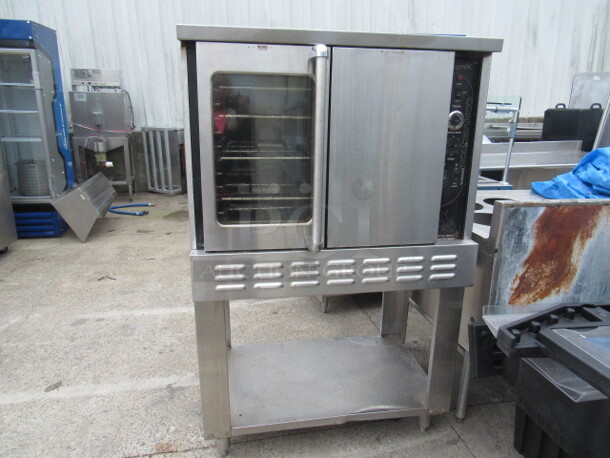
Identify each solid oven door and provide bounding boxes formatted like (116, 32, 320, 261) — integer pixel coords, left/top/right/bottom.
(196, 42, 329, 252)
(326, 47, 455, 248)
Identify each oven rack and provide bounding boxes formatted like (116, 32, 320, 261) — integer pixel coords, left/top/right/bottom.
(216, 113, 311, 120)
(220, 196, 309, 201)
(218, 85, 312, 92)
(217, 145, 311, 161)
(219, 155, 309, 160)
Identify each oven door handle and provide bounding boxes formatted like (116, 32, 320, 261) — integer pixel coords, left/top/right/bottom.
(308, 44, 328, 252)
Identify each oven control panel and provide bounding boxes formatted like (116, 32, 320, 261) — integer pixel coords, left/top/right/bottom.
(438, 56, 482, 239)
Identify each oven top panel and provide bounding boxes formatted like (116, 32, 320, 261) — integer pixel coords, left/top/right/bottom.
(177, 25, 503, 53)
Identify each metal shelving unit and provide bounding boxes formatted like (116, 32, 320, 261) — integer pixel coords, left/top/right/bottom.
(142, 127, 183, 195)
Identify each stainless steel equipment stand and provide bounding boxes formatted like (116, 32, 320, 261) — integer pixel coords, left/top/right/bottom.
(113, 136, 135, 201)
(72, 135, 135, 201)
(194, 287, 465, 449)
(69, 69, 136, 200)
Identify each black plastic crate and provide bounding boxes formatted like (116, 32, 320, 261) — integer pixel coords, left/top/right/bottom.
(514, 358, 610, 458)
(541, 103, 603, 151)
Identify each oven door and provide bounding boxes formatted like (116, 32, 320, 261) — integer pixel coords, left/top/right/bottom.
(326, 47, 455, 248)
(196, 42, 329, 252)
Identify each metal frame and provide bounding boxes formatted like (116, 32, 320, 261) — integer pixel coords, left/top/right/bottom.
(142, 127, 183, 195)
(180, 26, 500, 446)
(194, 287, 466, 441)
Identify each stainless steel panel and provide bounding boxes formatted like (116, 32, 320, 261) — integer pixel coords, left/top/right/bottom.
(327, 47, 454, 248)
(462, 55, 492, 240)
(480, 139, 586, 190)
(181, 46, 198, 250)
(480, 140, 585, 170)
(228, 336, 427, 435)
(196, 42, 330, 252)
(69, 91, 132, 137)
(177, 25, 503, 53)
(192, 240, 477, 301)
(51, 172, 116, 242)
(71, 68, 121, 87)
(569, 72, 610, 109)
(0, 168, 17, 249)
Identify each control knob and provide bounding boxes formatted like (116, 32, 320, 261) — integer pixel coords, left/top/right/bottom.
(448, 110, 465, 131)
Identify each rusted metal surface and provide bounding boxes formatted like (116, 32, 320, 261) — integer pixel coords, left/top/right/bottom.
(490, 203, 610, 307)
(509, 206, 606, 304)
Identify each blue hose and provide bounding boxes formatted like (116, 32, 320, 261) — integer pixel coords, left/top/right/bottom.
(109, 203, 155, 216)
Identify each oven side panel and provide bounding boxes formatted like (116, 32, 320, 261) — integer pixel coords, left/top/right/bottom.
(326, 47, 455, 248)
(183, 42, 203, 249)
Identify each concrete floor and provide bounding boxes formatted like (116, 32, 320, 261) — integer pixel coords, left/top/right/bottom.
(0, 193, 519, 457)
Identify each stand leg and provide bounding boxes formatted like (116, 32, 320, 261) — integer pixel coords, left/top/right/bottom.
(381, 291, 410, 344)
(419, 415, 431, 432)
(124, 137, 134, 201)
(426, 288, 464, 415)
(456, 350, 471, 422)
(194, 301, 231, 440)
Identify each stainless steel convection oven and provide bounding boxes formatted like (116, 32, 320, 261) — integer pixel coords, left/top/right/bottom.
(178, 25, 502, 447)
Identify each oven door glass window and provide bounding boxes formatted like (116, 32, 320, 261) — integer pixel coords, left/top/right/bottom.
(212, 73, 314, 225)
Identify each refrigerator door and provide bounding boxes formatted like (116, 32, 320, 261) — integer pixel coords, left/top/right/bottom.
(0, 48, 66, 202)
(196, 42, 329, 251)
(326, 47, 454, 248)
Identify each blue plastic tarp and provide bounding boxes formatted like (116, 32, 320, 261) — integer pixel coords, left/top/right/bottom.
(532, 146, 610, 199)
